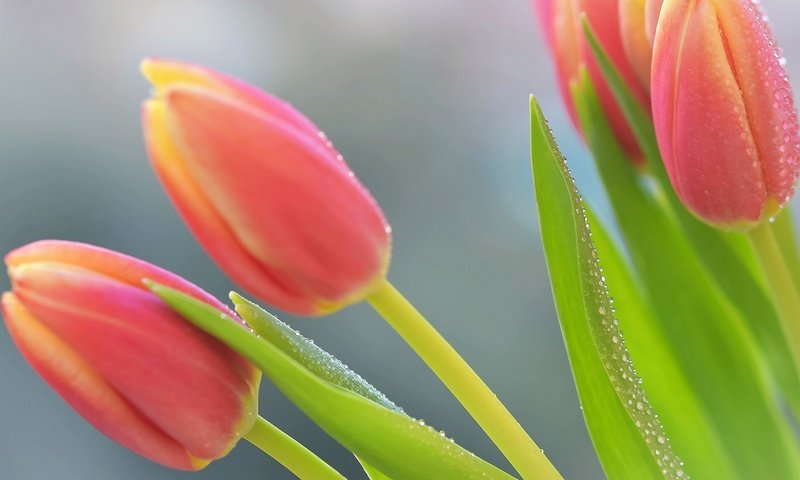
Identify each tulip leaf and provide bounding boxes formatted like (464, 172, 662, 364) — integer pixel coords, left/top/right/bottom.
(569, 66, 800, 479)
(357, 457, 393, 480)
(772, 208, 800, 292)
(585, 207, 737, 480)
(231, 292, 401, 413)
(582, 18, 800, 418)
(149, 283, 515, 480)
(531, 96, 678, 480)
(231, 292, 396, 479)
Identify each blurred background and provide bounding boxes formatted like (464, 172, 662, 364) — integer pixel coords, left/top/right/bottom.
(0, 0, 798, 478)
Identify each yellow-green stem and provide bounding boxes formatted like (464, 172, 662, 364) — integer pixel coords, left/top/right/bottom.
(244, 415, 346, 480)
(749, 221, 800, 382)
(367, 280, 563, 480)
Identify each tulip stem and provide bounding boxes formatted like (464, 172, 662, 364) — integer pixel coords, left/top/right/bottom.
(367, 280, 563, 480)
(244, 415, 346, 480)
(749, 221, 800, 382)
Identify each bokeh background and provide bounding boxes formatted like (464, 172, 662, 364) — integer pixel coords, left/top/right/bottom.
(1, 1, 799, 478)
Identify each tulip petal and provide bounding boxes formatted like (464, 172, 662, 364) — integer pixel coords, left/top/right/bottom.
(2, 292, 204, 470)
(536, 0, 651, 159)
(536, 0, 583, 127)
(652, 0, 766, 226)
(582, 0, 651, 158)
(619, 0, 654, 90)
(162, 86, 390, 311)
(645, 0, 663, 45)
(6, 240, 237, 320)
(142, 101, 320, 314)
(9, 262, 258, 460)
(713, 0, 800, 209)
(141, 58, 322, 139)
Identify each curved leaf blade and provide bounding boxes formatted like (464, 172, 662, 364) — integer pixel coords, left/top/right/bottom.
(582, 18, 800, 418)
(231, 292, 397, 479)
(570, 63, 800, 479)
(231, 292, 402, 413)
(150, 283, 515, 480)
(585, 207, 736, 480)
(531, 96, 682, 479)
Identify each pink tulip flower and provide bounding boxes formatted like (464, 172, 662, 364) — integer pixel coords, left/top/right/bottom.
(533, 0, 651, 161)
(141, 59, 392, 316)
(619, 0, 663, 90)
(3, 240, 261, 470)
(651, 0, 800, 228)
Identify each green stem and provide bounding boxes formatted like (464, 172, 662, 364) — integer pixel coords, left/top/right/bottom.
(244, 415, 346, 480)
(771, 208, 800, 293)
(367, 280, 562, 480)
(749, 221, 800, 382)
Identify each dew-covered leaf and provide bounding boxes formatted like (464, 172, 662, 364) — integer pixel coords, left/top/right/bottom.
(149, 283, 516, 480)
(582, 18, 800, 418)
(531, 96, 680, 479)
(231, 292, 401, 413)
(568, 62, 800, 479)
(231, 292, 398, 478)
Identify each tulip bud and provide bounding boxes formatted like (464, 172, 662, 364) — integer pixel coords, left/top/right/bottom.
(651, 0, 800, 228)
(140, 59, 391, 316)
(533, 0, 651, 160)
(619, 0, 664, 90)
(3, 240, 260, 470)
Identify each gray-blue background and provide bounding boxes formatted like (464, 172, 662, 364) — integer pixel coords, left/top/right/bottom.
(1, 1, 798, 478)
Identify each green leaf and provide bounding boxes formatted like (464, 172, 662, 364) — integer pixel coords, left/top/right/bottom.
(231, 292, 396, 479)
(531, 96, 679, 480)
(149, 283, 515, 480)
(585, 207, 736, 480)
(772, 208, 800, 293)
(357, 457, 393, 480)
(569, 67, 800, 479)
(231, 292, 401, 413)
(582, 17, 800, 418)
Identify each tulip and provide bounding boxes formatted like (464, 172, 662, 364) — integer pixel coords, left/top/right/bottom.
(619, 0, 663, 90)
(140, 59, 392, 316)
(2, 240, 260, 470)
(651, 0, 800, 228)
(533, 0, 651, 160)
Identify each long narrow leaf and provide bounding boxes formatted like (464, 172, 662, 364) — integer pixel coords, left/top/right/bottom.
(531, 96, 680, 479)
(570, 69, 800, 479)
(585, 207, 736, 480)
(582, 18, 800, 417)
(149, 283, 515, 480)
(231, 292, 396, 478)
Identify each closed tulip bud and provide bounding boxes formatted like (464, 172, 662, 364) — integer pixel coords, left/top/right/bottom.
(3, 241, 260, 470)
(533, 0, 651, 160)
(619, 0, 663, 90)
(651, 0, 800, 228)
(141, 59, 391, 316)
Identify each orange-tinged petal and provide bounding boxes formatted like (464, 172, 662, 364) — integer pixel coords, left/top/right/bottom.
(3, 241, 261, 469)
(645, 0, 664, 45)
(141, 61, 392, 316)
(2, 293, 203, 470)
(620, 0, 654, 90)
(9, 262, 257, 459)
(141, 58, 321, 140)
(161, 86, 390, 313)
(6, 239, 237, 320)
(142, 100, 315, 314)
